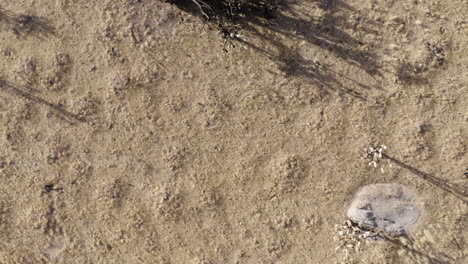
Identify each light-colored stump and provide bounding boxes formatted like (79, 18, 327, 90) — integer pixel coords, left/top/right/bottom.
(347, 183, 421, 236)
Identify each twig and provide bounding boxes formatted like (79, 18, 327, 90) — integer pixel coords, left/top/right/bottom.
(190, 0, 212, 19)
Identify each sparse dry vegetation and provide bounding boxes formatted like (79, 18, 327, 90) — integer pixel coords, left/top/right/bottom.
(167, 0, 278, 50)
(0, 0, 466, 263)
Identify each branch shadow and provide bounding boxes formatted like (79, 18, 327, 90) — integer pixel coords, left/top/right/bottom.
(383, 154, 468, 203)
(0, 79, 85, 125)
(347, 219, 454, 263)
(246, 1, 383, 73)
(169, 0, 385, 101)
(0, 7, 56, 39)
(240, 37, 371, 100)
(384, 234, 454, 264)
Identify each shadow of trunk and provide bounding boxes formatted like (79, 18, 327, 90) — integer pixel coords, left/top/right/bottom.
(382, 153, 468, 203)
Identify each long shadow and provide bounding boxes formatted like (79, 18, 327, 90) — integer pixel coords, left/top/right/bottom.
(383, 154, 468, 203)
(0, 79, 85, 125)
(383, 234, 453, 264)
(168, 0, 385, 101)
(237, 38, 370, 100)
(243, 1, 383, 75)
(349, 219, 454, 263)
(0, 7, 55, 39)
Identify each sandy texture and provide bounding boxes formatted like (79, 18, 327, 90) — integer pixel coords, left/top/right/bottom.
(0, 0, 467, 263)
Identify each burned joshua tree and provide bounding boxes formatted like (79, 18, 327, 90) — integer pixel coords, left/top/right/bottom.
(166, 0, 278, 51)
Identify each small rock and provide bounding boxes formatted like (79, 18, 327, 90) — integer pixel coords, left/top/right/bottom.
(389, 43, 399, 50)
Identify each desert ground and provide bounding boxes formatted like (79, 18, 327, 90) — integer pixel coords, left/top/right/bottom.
(0, 0, 467, 263)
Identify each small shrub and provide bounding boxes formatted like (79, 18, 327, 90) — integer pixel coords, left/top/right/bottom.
(166, 0, 278, 51)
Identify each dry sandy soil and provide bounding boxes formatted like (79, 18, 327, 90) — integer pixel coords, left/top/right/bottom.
(0, 0, 467, 263)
